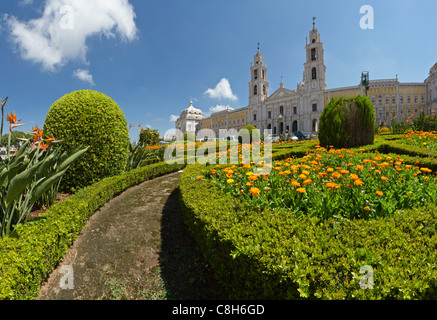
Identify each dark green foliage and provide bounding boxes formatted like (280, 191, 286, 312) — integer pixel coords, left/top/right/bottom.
(179, 164, 437, 300)
(413, 112, 437, 132)
(238, 125, 260, 144)
(319, 95, 375, 148)
(0, 131, 31, 148)
(0, 161, 184, 300)
(43, 90, 130, 192)
(139, 128, 160, 146)
(182, 132, 197, 142)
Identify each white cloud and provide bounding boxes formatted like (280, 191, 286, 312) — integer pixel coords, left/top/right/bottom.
(170, 114, 179, 122)
(204, 78, 238, 101)
(73, 68, 95, 85)
(5, 0, 138, 72)
(204, 105, 233, 117)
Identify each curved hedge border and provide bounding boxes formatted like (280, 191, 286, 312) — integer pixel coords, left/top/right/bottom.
(0, 161, 184, 300)
(180, 164, 437, 299)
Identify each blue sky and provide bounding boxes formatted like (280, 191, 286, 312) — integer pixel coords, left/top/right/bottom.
(1, 0, 437, 141)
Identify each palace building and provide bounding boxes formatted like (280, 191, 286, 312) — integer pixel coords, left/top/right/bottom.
(175, 20, 437, 137)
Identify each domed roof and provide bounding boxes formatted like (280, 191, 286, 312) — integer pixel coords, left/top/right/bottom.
(185, 100, 202, 115)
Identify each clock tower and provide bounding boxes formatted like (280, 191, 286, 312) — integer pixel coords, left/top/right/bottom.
(249, 43, 269, 105)
(302, 18, 326, 92)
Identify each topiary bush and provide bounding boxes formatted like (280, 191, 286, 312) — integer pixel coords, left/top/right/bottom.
(238, 125, 260, 144)
(139, 128, 160, 146)
(43, 90, 130, 192)
(319, 95, 375, 148)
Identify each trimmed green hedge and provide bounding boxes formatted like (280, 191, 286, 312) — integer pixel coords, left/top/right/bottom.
(0, 161, 184, 300)
(180, 164, 437, 299)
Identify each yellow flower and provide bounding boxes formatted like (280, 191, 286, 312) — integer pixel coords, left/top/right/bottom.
(302, 170, 310, 175)
(226, 172, 233, 178)
(246, 182, 253, 186)
(364, 206, 371, 212)
(299, 174, 307, 180)
(296, 188, 306, 194)
(227, 179, 234, 184)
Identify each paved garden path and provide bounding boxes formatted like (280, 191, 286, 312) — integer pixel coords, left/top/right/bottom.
(37, 171, 226, 300)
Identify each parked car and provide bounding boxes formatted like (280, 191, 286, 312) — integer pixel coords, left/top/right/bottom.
(293, 131, 307, 141)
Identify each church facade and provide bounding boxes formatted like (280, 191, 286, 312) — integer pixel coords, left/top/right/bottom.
(176, 22, 437, 137)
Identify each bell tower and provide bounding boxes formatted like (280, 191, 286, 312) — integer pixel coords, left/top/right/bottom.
(302, 18, 326, 92)
(249, 43, 269, 105)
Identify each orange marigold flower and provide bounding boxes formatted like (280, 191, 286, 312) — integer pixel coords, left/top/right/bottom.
(354, 179, 363, 186)
(226, 172, 233, 178)
(355, 165, 364, 170)
(249, 187, 261, 196)
(292, 181, 301, 187)
(196, 176, 203, 180)
(376, 191, 384, 196)
(299, 174, 307, 180)
(350, 174, 359, 181)
(296, 188, 306, 194)
(364, 206, 371, 212)
(303, 179, 312, 185)
(381, 176, 389, 181)
(211, 181, 216, 184)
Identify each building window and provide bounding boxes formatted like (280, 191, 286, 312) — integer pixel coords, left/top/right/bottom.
(311, 48, 317, 61)
(253, 113, 257, 121)
(254, 69, 258, 80)
(268, 111, 271, 119)
(262, 70, 265, 79)
(414, 95, 418, 104)
(378, 95, 383, 106)
(392, 96, 396, 105)
(371, 96, 376, 105)
(312, 103, 317, 112)
(293, 106, 297, 115)
(279, 106, 284, 116)
(407, 108, 411, 118)
(421, 95, 425, 103)
(385, 96, 389, 105)
(400, 95, 404, 105)
(263, 85, 266, 95)
(407, 95, 411, 104)
(385, 110, 389, 119)
(254, 85, 257, 95)
(312, 67, 317, 80)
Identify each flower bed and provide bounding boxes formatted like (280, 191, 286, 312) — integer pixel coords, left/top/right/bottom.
(180, 164, 437, 299)
(201, 146, 437, 220)
(179, 138, 437, 299)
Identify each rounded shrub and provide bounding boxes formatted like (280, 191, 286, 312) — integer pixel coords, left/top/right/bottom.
(139, 128, 160, 146)
(319, 95, 375, 148)
(238, 125, 260, 144)
(43, 90, 130, 192)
